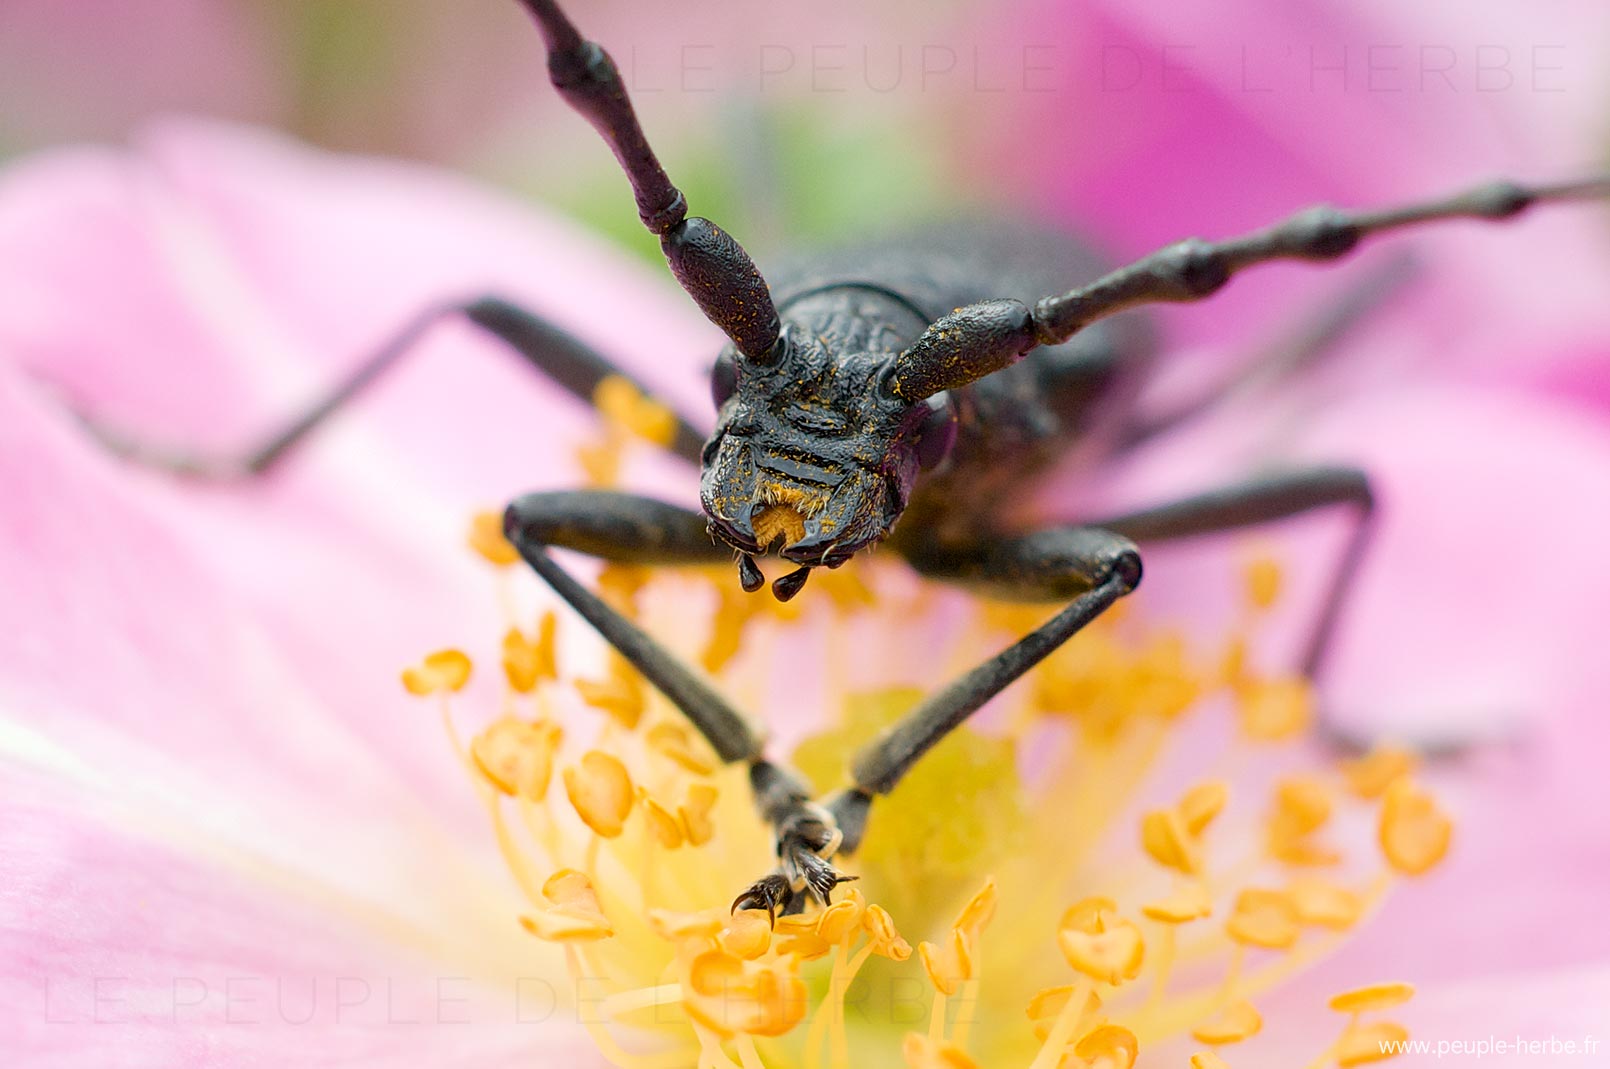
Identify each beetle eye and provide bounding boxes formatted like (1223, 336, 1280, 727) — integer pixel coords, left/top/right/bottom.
(711, 349, 738, 408)
(913, 393, 957, 471)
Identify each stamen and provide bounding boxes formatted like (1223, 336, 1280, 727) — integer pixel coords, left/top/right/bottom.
(1334, 1021, 1410, 1066)
(1378, 779, 1453, 875)
(1191, 999, 1262, 1045)
(501, 614, 558, 693)
(400, 648, 472, 695)
(468, 510, 521, 566)
(563, 750, 635, 838)
(1226, 889, 1301, 950)
(1327, 981, 1415, 1015)
(428, 530, 1460, 1069)
(1341, 747, 1418, 799)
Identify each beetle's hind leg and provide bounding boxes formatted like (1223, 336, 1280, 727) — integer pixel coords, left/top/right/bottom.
(504, 490, 856, 919)
(63, 296, 709, 477)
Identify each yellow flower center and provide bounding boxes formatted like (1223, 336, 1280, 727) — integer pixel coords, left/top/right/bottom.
(402, 396, 1452, 1069)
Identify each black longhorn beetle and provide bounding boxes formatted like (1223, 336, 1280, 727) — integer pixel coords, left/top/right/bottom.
(81, 0, 1610, 919)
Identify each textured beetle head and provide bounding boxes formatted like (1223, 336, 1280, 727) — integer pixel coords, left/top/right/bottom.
(699, 327, 956, 598)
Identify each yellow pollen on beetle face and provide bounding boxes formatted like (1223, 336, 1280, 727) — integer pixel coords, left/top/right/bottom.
(754, 503, 810, 549)
(401, 523, 1456, 1069)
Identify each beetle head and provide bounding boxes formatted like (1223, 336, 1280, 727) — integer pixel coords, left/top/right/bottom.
(700, 326, 956, 599)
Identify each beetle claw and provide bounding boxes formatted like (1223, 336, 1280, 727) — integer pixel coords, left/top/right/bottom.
(731, 873, 792, 927)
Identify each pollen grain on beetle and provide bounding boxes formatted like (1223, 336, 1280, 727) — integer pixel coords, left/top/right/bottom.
(400, 425, 1453, 1069)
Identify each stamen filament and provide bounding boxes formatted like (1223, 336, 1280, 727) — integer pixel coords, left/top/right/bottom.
(1027, 976, 1094, 1069)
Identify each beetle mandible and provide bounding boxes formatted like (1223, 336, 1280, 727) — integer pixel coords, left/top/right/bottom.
(81, 0, 1610, 918)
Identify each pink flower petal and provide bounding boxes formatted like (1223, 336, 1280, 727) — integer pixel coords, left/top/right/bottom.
(0, 776, 598, 1066)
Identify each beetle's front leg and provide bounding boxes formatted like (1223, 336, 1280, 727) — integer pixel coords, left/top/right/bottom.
(504, 490, 853, 916)
(835, 527, 1142, 840)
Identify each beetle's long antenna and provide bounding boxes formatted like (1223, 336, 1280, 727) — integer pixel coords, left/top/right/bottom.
(885, 176, 1610, 401)
(516, 0, 782, 363)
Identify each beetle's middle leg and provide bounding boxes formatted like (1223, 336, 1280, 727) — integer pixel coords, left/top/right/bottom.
(66, 296, 709, 478)
(1085, 466, 1383, 748)
(503, 490, 853, 919)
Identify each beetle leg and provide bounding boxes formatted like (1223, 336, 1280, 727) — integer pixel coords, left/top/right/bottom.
(63, 296, 709, 478)
(1081, 466, 1398, 750)
(844, 528, 1142, 826)
(504, 490, 855, 915)
(1091, 466, 1374, 682)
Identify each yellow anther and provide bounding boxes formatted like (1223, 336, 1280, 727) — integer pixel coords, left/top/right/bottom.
(1236, 677, 1313, 741)
(1141, 808, 1202, 875)
(562, 750, 634, 838)
(467, 510, 520, 566)
(1267, 836, 1342, 867)
(470, 716, 562, 800)
(863, 904, 913, 961)
(1242, 554, 1284, 611)
(1190, 999, 1262, 1044)
(1058, 920, 1145, 985)
(818, 565, 876, 613)
(638, 789, 685, 849)
(544, 868, 602, 909)
(648, 907, 723, 943)
(1288, 878, 1364, 930)
(701, 586, 756, 673)
(1190, 1054, 1232, 1069)
(1336, 1021, 1410, 1065)
(678, 783, 719, 846)
(817, 892, 865, 944)
(519, 869, 613, 942)
(903, 1032, 981, 1069)
(778, 929, 835, 961)
(1074, 1024, 1140, 1069)
(501, 619, 558, 693)
(575, 439, 620, 487)
(1342, 746, 1418, 799)
(645, 720, 717, 775)
(1226, 888, 1301, 950)
(1271, 776, 1333, 835)
(1179, 781, 1230, 835)
(594, 374, 678, 447)
(918, 928, 975, 996)
(401, 649, 472, 696)
(1328, 981, 1415, 1014)
(1378, 779, 1453, 875)
(1059, 896, 1119, 936)
(954, 877, 999, 938)
(574, 662, 644, 730)
(1219, 635, 1251, 689)
(684, 950, 808, 1038)
(596, 563, 649, 614)
(1024, 984, 1101, 1023)
(1141, 881, 1213, 923)
(720, 909, 773, 960)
